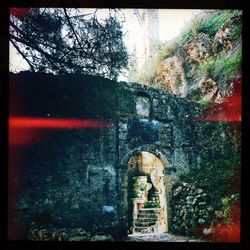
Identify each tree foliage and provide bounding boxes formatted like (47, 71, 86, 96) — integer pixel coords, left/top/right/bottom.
(10, 8, 129, 80)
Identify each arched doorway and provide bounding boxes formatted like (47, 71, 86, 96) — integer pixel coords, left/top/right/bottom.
(127, 151, 168, 234)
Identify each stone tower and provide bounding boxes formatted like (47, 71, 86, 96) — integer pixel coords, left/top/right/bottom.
(130, 9, 160, 82)
(141, 9, 160, 64)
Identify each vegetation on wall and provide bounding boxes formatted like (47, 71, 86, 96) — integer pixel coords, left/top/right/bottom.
(157, 40, 177, 61)
(181, 154, 240, 208)
(197, 99, 212, 106)
(131, 176, 148, 198)
(179, 10, 241, 44)
(129, 55, 157, 86)
(135, 70, 155, 86)
(198, 10, 241, 39)
(173, 151, 240, 241)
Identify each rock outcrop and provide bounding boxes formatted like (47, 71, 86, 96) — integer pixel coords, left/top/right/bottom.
(184, 33, 212, 64)
(154, 55, 187, 96)
(151, 10, 242, 104)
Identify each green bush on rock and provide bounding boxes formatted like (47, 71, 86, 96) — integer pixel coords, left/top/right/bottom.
(198, 51, 241, 81)
(198, 10, 238, 38)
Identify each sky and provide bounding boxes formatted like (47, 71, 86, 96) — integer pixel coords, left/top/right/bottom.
(122, 9, 202, 46)
(9, 9, 202, 74)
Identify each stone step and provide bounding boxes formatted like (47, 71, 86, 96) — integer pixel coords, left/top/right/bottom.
(134, 208, 160, 233)
(137, 214, 159, 219)
(138, 210, 160, 216)
(135, 221, 156, 227)
(136, 217, 158, 222)
(134, 226, 148, 232)
(138, 208, 160, 212)
(134, 226, 158, 233)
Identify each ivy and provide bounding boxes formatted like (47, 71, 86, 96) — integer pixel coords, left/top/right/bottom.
(181, 155, 240, 208)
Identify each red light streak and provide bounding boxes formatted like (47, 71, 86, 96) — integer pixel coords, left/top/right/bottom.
(10, 8, 30, 18)
(196, 202, 240, 242)
(9, 117, 113, 146)
(194, 79, 241, 122)
(212, 222, 240, 242)
(9, 117, 112, 129)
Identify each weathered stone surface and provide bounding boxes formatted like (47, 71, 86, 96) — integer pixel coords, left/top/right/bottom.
(170, 181, 216, 236)
(198, 218, 206, 224)
(28, 225, 92, 241)
(90, 235, 113, 241)
(154, 55, 188, 96)
(184, 33, 212, 63)
(68, 236, 88, 241)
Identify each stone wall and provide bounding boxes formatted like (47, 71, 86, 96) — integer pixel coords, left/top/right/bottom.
(171, 182, 214, 236)
(9, 72, 239, 240)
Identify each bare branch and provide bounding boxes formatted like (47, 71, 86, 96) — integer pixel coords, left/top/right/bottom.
(10, 39, 36, 72)
(63, 8, 87, 56)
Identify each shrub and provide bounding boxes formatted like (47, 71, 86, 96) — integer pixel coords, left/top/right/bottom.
(135, 70, 155, 85)
(213, 51, 242, 80)
(179, 19, 201, 44)
(230, 22, 242, 41)
(222, 51, 242, 77)
(198, 100, 212, 106)
(180, 30, 193, 44)
(157, 41, 177, 61)
(181, 155, 240, 208)
(198, 10, 236, 38)
(198, 51, 241, 81)
(198, 57, 216, 76)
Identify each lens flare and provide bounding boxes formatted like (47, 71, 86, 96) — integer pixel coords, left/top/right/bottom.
(9, 117, 112, 129)
(9, 117, 113, 146)
(10, 8, 31, 18)
(196, 202, 240, 242)
(194, 79, 241, 122)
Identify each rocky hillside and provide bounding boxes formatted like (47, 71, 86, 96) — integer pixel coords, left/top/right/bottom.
(141, 10, 242, 104)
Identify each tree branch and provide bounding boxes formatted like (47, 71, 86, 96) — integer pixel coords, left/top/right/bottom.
(10, 39, 36, 72)
(62, 8, 104, 65)
(63, 8, 87, 55)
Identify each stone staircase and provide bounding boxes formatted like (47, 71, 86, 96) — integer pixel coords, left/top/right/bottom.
(134, 208, 160, 233)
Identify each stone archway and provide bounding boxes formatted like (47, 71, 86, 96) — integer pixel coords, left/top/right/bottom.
(123, 148, 171, 234)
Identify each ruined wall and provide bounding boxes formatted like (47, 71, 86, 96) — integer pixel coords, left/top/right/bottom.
(115, 81, 240, 238)
(9, 72, 239, 240)
(9, 72, 120, 239)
